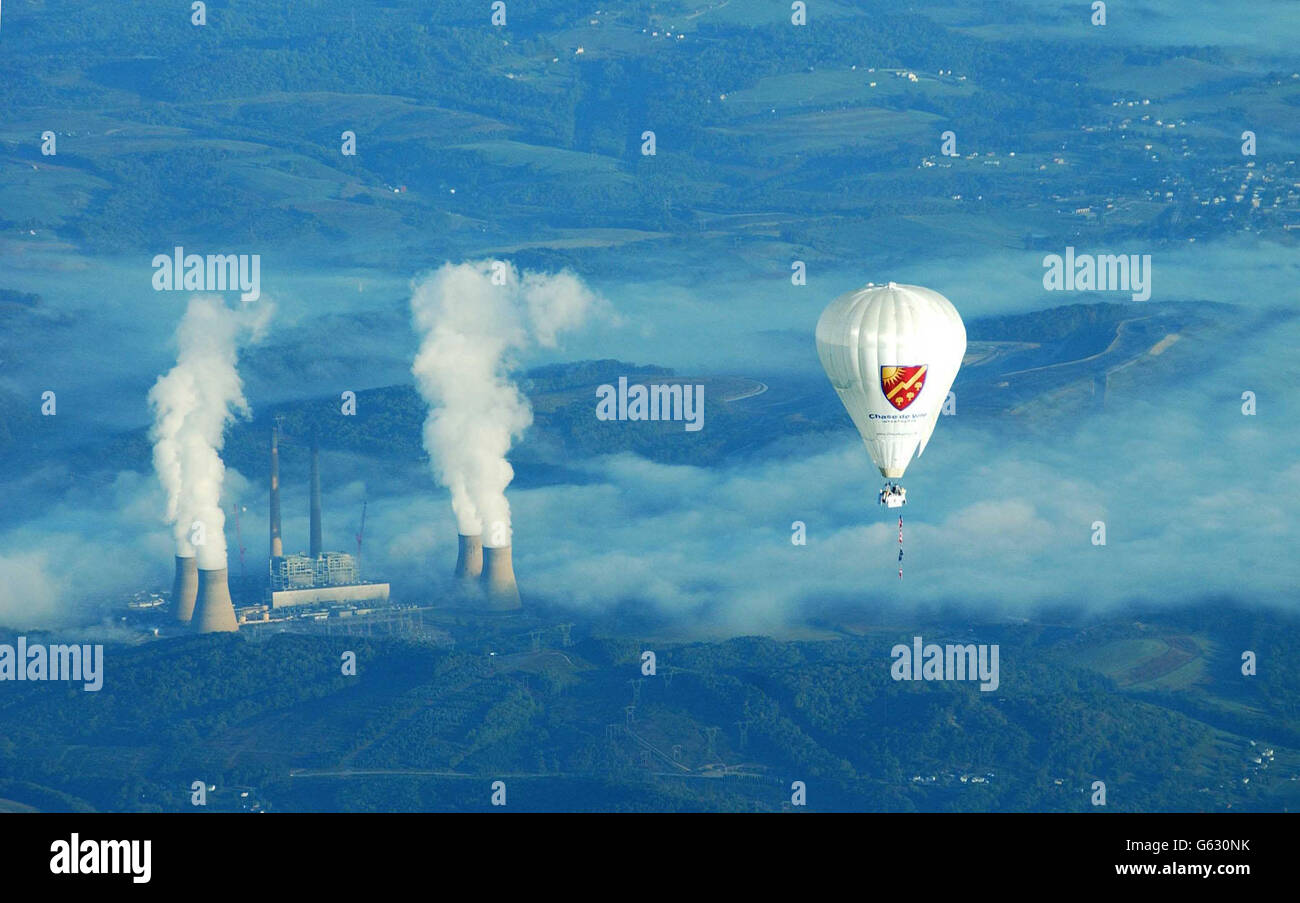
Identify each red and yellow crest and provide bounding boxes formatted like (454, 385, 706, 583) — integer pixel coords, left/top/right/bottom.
(880, 365, 927, 411)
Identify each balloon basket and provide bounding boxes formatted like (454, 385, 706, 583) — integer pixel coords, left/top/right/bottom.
(878, 484, 907, 508)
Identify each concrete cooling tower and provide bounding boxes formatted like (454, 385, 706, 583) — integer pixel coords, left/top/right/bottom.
(454, 534, 483, 580)
(172, 555, 199, 623)
(481, 545, 521, 610)
(193, 567, 239, 633)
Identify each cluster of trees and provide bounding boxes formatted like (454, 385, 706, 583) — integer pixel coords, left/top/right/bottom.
(2, 603, 1296, 812)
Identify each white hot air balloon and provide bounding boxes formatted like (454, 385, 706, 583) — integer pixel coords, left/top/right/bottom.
(816, 282, 966, 506)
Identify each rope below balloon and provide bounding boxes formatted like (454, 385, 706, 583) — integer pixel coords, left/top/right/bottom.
(898, 515, 904, 579)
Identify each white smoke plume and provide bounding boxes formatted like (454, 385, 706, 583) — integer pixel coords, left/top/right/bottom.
(410, 260, 602, 547)
(148, 296, 265, 570)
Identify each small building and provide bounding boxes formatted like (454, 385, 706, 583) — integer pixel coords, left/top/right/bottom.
(270, 582, 391, 609)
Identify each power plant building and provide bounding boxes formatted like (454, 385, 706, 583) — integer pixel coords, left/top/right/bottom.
(268, 551, 389, 609)
(264, 426, 390, 610)
(269, 582, 390, 609)
(271, 552, 360, 590)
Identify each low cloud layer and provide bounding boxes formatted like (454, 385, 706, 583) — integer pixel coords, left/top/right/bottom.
(1, 237, 1296, 634)
(499, 308, 1300, 632)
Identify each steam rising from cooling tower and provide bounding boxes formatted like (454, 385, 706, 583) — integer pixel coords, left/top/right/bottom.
(410, 260, 602, 605)
(148, 295, 268, 630)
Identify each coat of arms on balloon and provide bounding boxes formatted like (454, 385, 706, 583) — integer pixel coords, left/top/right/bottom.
(880, 365, 927, 411)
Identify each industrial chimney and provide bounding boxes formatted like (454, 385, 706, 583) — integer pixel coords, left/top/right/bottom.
(193, 567, 239, 633)
(269, 421, 283, 558)
(480, 545, 521, 610)
(454, 534, 483, 580)
(309, 435, 323, 559)
(172, 555, 199, 623)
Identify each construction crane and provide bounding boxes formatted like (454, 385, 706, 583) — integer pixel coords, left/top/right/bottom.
(355, 499, 367, 575)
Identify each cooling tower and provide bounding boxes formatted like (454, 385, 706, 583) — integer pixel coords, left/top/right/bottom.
(193, 567, 239, 633)
(269, 424, 283, 558)
(454, 534, 483, 580)
(480, 545, 521, 610)
(172, 555, 199, 623)
(309, 436, 322, 559)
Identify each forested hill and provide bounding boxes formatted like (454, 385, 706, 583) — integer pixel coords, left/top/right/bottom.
(0, 601, 1295, 812)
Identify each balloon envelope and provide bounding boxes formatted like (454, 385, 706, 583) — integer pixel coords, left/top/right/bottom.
(816, 282, 966, 479)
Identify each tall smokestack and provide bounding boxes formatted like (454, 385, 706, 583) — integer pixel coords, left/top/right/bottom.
(480, 545, 521, 610)
(193, 567, 239, 633)
(309, 434, 322, 559)
(172, 555, 199, 623)
(454, 534, 483, 580)
(269, 422, 283, 558)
